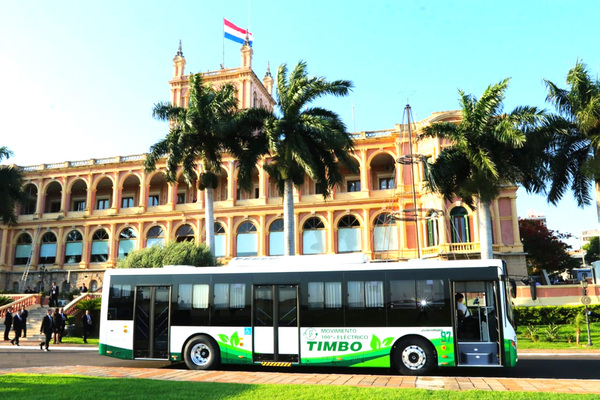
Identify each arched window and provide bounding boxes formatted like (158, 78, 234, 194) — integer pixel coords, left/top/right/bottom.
(39, 232, 57, 264)
(268, 219, 284, 256)
(214, 222, 226, 258)
(90, 280, 98, 292)
(338, 215, 361, 253)
(21, 184, 37, 215)
(450, 207, 471, 243)
(118, 228, 137, 259)
(91, 229, 109, 262)
(373, 213, 398, 252)
(236, 221, 258, 257)
(64, 230, 83, 264)
(14, 233, 32, 265)
(302, 217, 326, 255)
(176, 224, 195, 243)
(147, 226, 165, 247)
(426, 211, 440, 247)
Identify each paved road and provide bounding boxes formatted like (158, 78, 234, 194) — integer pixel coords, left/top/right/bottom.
(1, 345, 599, 380)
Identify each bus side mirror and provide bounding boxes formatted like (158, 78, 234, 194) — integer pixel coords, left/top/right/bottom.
(509, 279, 517, 298)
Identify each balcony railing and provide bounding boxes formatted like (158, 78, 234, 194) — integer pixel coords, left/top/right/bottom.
(20, 154, 147, 172)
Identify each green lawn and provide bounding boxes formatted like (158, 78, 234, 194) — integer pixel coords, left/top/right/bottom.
(517, 322, 600, 349)
(0, 375, 596, 400)
(59, 337, 99, 345)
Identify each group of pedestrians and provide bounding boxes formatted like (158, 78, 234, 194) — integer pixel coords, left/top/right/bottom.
(39, 308, 93, 350)
(4, 305, 93, 351)
(3, 307, 28, 346)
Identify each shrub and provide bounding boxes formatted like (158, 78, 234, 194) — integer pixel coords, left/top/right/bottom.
(0, 295, 13, 307)
(117, 241, 215, 269)
(543, 323, 561, 342)
(524, 325, 539, 342)
(515, 305, 600, 325)
(76, 297, 101, 311)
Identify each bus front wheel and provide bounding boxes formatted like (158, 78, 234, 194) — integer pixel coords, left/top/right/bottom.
(183, 335, 220, 370)
(393, 338, 436, 376)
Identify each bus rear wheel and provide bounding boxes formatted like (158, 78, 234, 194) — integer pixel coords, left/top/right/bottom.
(184, 336, 220, 370)
(393, 338, 436, 376)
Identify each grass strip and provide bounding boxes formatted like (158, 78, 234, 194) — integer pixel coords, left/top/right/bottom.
(0, 374, 597, 400)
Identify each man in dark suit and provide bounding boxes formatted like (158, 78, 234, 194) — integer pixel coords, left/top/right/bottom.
(58, 307, 66, 343)
(3, 307, 12, 341)
(10, 310, 23, 346)
(82, 309, 92, 344)
(40, 308, 54, 351)
(20, 307, 28, 337)
(49, 282, 59, 307)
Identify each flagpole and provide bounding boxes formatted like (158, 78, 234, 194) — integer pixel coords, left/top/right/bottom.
(222, 18, 225, 68)
(248, 0, 251, 31)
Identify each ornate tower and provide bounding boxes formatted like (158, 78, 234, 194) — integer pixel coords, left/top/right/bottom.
(173, 40, 186, 78)
(240, 35, 253, 69)
(171, 40, 186, 106)
(263, 62, 273, 96)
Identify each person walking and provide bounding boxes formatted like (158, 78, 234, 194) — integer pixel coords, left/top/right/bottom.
(49, 282, 59, 307)
(58, 307, 66, 343)
(10, 310, 22, 346)
(82, 309, 92, 344)
(80, 283, 88, 293)
(39, 308, 53, 351)
(20, 307, 28, 338)
(51, 308, 62, 344)
(3, 307, 12, 341)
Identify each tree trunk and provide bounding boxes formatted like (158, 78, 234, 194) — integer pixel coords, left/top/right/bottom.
(205, 187, 215, 258)
(477, 197, 494, 259)
(596, 180, 600, 235)
(283, 179, 296, 256)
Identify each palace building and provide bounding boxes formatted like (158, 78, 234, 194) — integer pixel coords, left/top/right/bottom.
(0, 42, 527, 293)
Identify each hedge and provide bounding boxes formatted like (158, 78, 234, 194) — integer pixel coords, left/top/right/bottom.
(515, 304, 600, 325)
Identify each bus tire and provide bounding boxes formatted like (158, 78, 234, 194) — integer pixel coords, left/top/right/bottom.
(393, 337, 436, 376)
(183, 335, 220, 370)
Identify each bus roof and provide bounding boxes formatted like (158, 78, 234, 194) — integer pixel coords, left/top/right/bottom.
(105, 256, 506, 277)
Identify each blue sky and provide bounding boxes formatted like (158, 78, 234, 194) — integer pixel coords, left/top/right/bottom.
(1, 1, 599, 247)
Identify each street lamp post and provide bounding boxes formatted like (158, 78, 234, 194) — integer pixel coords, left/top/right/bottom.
(581, 280, 593, 347)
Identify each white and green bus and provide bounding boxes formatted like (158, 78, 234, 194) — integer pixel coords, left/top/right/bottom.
(99, 255, 517, 375)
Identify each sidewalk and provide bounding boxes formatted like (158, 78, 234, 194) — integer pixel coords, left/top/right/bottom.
(1, 344, 600, 394)
(1, 364, 599, 393)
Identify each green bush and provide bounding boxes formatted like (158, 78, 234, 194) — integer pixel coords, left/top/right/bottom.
(0, 295, 13, 307)
(543, 323, 561, 342)
(524, 325, 539, 342)
(515, 304, 600, 325)
(76, 297, 101, 311)
(117, 241, 215, 268)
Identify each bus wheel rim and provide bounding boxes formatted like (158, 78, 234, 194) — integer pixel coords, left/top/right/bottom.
(401, 345, 426, 370)
(191, 343, 210, 365)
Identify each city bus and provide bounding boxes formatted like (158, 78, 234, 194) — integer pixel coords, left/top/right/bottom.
(99, 255, 517, 375)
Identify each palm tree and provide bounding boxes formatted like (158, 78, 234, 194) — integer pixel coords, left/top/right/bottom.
(261, 61, 356, 255)
(543, 61, 600, 222)
(421, 79, 544, 259)
(145, 73, 239, 258)
(0, 147, 24, 225)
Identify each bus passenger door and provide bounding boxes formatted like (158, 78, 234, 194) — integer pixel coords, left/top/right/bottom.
(133, 285, 171, 360)
(452, 281, 501, 366)
(253, 285, 299, 363)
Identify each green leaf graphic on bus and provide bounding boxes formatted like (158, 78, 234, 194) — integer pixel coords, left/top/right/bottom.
(371, 335, 394, 350)
(370, 335, 381, 350)
(218, 334, 229, 343)
(231, 331, 240, 347)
